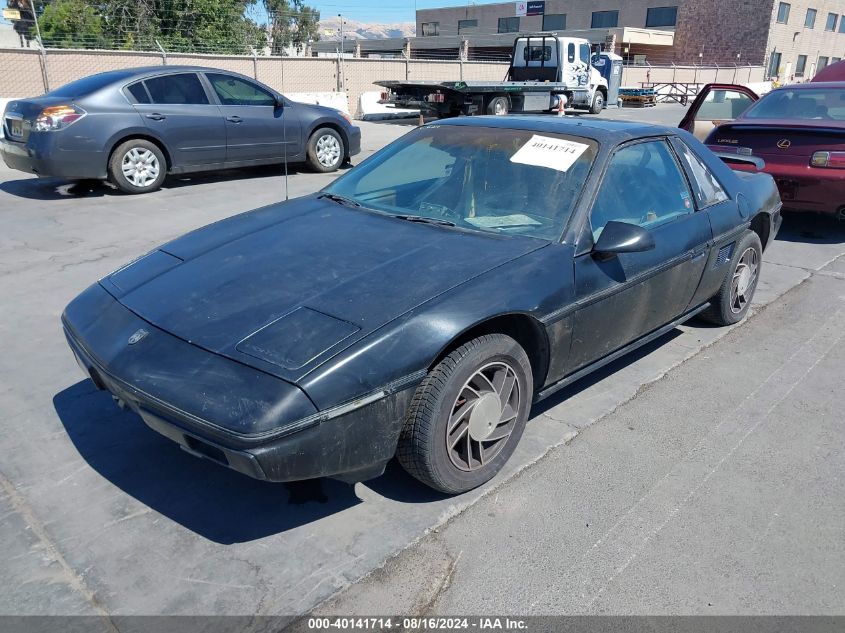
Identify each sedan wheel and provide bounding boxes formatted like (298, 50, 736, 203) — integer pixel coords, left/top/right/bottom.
(397, 334, 533, 494)
(306, 127, 345, 173)
(701, 229, 762, 326)
(108, 139, 167, 194)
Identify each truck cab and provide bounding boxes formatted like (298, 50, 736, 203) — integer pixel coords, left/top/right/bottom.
(508, 34, 608, 111)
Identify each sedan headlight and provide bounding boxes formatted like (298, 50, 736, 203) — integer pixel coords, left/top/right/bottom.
(35, 104, 86, 132)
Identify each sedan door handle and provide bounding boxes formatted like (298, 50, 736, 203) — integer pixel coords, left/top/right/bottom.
(145, 113, 166, 121)
(226, 115, 243, 123)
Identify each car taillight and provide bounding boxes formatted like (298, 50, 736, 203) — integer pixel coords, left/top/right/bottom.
(427, 93, 445, 103)
(380, 91, 390, 100)
(35, 104, 85, 132)
(810, 151, 845, 168)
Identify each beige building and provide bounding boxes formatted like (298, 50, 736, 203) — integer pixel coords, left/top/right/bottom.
(413, 0, 845, 78)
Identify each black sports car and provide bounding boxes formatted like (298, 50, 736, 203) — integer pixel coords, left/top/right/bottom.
(62, 117, 782, 494)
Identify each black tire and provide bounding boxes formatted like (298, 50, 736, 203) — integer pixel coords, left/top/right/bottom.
(700, 230, 762, 326)
(589, 90, 605, 114)
(397, 334, 533, 494)
(487, 96, 509, 116)
(108, 139, 166, 194)
(306, 127, 345, 173)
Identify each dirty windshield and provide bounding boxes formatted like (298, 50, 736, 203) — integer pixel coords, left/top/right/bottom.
(322, 125, 598, 240)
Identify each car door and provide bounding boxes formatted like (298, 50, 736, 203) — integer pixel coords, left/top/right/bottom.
(203, 72, 301, 164)
(679, 84, 759, 141)
(130, 72, 226, 168)
(566, 138, 712, 373)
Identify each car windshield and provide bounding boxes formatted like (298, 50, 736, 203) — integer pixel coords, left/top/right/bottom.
(742, 87, 845, 121)
(322, 125, 598, 240)
(46, 70, 137, 99)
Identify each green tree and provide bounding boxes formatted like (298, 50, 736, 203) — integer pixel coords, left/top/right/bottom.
(39, 0, 110, 48)
(263, 0, 320, 55)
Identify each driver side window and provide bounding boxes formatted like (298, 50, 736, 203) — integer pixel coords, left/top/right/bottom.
(590, 140, 693, 241)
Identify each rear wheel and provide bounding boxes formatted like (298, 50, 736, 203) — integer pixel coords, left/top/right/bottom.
(397, 334, 533, 494)
(487, 96, 509, 116)
(700, 230, 762, 326)
(108, 139, 166, 194)
(306, 127, 345, 173)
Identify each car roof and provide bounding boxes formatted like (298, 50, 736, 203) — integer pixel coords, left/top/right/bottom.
(778, 81, 845, 89)
(96, 65, 247, 82)
(432, 115, 676, 144)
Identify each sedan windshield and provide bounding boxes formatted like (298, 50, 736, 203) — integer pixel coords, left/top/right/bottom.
(322, 125, 598, 240)
(742, 87, 845, 121)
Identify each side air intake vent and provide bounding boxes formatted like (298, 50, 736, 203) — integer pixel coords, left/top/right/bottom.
(715, 243, 734, 267)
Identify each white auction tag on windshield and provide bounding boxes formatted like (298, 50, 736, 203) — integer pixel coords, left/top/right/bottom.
(510, 134, 589, 173)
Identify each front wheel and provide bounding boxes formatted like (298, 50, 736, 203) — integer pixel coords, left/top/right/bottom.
(397, 334, 533, 494)
(700, 230, 762, 326)
(306, 127, 345, 173)
(108, 139, 166, 194)
(589, 90, 605, 114)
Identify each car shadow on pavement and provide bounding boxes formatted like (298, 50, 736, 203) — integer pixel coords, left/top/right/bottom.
(776, 211, 845, 244)
(53, 380, 362, 544)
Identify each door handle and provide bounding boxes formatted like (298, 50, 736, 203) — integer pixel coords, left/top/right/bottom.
(145, 113, 166, 121)
(226, 115, 243, 123)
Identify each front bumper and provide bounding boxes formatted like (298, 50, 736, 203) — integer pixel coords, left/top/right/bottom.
(63, 283, 418, 483)
(347, 125, 362, 157)
(1, 133, 107, 180)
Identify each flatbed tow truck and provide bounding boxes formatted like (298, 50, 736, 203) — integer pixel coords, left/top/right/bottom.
(377, 33, 609, 118)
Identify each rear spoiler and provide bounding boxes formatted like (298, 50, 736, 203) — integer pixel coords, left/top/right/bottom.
(713, 152, 765, 171)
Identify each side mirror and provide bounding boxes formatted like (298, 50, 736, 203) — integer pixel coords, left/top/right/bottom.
(275, 95, 286, 108)
(592, 221, 655, 259)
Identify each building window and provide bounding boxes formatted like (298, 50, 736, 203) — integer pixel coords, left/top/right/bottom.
(542, 13, 567, 31)
(457, 19, 477, 33)
(645, 6, 678, 27)
(840, 18, 845, 33)
(591, 10, 619, 28)
(498, 16, 520, 33)
(833, 57, 842, 64)
(421, 22, 439, 36)
(768, 51, 782, 78)
(818, 56, 829, 70)
(776, 2, 790, 24)
(804, 8, 816, 28)
(795, 54, 807, 76)
(826, 13, 837, 31)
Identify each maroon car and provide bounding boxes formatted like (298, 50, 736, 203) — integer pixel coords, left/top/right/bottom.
(680, 82, 845, 218)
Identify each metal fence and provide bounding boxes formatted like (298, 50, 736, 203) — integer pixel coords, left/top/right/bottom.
(0, 46, 766, 116)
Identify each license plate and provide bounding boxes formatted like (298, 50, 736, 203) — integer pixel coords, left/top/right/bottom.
(9, 119, 22, 137)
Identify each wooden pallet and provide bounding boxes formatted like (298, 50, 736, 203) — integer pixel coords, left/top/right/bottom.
(620, 94, 656, 107)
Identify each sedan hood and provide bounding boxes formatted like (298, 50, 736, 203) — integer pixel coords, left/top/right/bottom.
(109, 196, 543, 380)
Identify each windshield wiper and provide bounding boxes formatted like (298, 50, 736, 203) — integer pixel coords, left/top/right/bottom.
(394, 214, 456, 227)
(318, 193, 361, 207)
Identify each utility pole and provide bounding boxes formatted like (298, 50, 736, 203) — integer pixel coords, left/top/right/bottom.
(28, 0, 43, 43)
(338, 13, 345, 92)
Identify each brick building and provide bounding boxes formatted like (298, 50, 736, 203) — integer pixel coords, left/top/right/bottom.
(410, 0, 845, 78)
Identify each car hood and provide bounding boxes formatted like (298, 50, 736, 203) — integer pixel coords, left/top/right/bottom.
(108, 195, 543, 381)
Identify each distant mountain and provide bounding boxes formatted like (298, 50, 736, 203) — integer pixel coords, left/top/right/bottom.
(319, 17, 415, 41)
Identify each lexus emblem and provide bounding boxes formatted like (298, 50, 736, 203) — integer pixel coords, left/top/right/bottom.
(127, 328, 149, 345)
(777, 139, 791, 149)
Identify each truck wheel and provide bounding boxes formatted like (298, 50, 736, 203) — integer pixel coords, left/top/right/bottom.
(589, 91, 605, 114)
(487, 96, 509, 116)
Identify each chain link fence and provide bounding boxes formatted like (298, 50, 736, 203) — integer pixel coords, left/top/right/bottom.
(0, 45, 765, 116)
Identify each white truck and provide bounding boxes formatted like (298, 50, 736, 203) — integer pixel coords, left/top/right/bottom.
(377, 34, 610, 118)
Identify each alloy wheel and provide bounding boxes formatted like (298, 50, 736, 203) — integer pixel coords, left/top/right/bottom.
(730, 246, 758, 314)
(121, 147, 160, 188)
(316, 134, 341, 168)
(446, 361, 520, 472)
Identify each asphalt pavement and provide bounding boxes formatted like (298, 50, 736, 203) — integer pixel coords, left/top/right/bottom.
(0, 104, 843, 621)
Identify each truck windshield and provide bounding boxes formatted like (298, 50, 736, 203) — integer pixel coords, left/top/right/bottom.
(322, 125, 598, 240)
